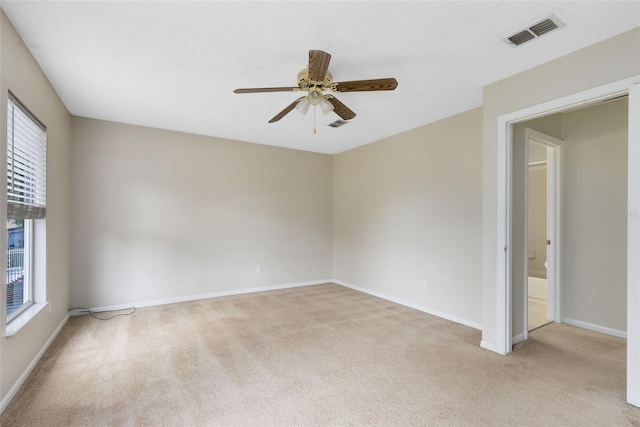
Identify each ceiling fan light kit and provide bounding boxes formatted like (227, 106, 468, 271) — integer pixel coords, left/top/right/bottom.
(295, 97, 311, 115)
(294, 95, 334, 116)
(234, 50, 398, 133)
(319, 97, 335, 115)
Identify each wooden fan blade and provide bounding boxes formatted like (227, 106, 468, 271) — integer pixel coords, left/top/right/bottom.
(308, 50, 331, 82)
(334, 78, 398, 92)
(234, 87, 298, 94)
(326, 96, 356, 120)
(268, 97, 305, 123)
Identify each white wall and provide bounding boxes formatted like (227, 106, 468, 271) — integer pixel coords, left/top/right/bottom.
(0, 11, 71, 402)
(482, 27, 640, 348)
(333, 108, 483, 328)
(70, 118, 333, 308)
(562, 99, 628, 332)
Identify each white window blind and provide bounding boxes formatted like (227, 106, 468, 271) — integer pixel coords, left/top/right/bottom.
(7, 93, 47, 219)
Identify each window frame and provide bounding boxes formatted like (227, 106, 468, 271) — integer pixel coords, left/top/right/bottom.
(5, 92, 46, 324)
(6, 219, 33, 323)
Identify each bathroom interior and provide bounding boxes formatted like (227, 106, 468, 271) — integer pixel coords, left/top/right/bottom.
(528, 140, 551, 331)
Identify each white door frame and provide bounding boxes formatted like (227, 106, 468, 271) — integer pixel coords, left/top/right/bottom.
(628, 82, 640, 407)
(523, 129, 563, 341)
(495, 75, 640, 407)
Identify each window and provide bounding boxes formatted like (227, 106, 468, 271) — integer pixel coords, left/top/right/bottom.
(6, 93, 46, 322)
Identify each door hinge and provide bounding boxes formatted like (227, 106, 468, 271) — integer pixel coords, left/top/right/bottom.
(547, 239, 551, 245)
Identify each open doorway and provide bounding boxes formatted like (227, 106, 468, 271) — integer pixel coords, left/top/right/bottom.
(494, 76, 639, 405)
(515, 98, 629, 341)
(510, 117, 564, 343)
(527, 139, 551, 331)
(524, 128, 564, 335)
(513, 97, 629, 341)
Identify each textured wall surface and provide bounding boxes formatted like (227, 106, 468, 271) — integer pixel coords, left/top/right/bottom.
(0, 11, 71, 402)
(562, 99, 628, 332)
(333, 108, 483, 327)
(70, 118, 333, 308)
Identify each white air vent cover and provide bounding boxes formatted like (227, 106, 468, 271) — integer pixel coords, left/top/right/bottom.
(503, 14, 565, 47)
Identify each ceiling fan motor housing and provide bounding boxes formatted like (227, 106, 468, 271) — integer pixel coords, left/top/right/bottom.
(297, 68, 333, 92)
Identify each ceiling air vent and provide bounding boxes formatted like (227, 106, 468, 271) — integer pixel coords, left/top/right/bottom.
(328, 120, 348, 128)
(508, 30, 535, 46)
(504, 14, 565, 47)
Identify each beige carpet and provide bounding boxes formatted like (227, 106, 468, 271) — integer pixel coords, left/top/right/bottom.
(2, 283, 639, 426)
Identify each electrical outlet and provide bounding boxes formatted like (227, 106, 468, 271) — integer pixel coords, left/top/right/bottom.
(421, 279, 428, 289)
(256, 265, 262, 273)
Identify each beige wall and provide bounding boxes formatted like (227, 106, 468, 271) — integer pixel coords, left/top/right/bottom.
(333, 108, 483, 327)
(0, 11, 71, 400)
(562, 99, 628, 332)
(482, 27, 640, 347)
(70, 118, 333, 308)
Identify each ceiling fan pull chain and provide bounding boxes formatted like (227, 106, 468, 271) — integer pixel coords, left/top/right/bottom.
(313, 105, 317, 134)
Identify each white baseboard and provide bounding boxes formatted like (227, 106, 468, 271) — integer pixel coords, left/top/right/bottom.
(512, 332, 526, 344)
(333, 280, 482, 330)
(72, 279, 332, 314)
(563, 317, 627, 339)
(1, 313, 70, 414)
(480, 340, 506, 354)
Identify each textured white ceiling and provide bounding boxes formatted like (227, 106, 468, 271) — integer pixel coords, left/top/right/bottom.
(1, 1, 638, 154)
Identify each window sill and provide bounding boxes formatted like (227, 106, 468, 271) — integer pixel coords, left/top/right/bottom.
(6, 302, 49, 337)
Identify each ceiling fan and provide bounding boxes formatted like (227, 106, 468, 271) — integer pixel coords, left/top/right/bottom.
(234, 50, 398, 128)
